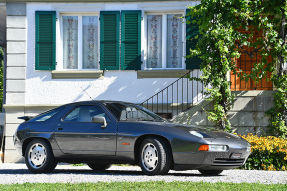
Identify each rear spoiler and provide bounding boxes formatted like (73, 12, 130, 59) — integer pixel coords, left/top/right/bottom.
(18, 116, 34, 122)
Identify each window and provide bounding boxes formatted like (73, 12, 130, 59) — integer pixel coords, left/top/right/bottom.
(60, 11, 141, 71)
(29, 107, 64, 122)
(146, 13, 183, 69)
(62, 14, 99, 70)
(35, 10, 196, 72)
(147, 15, 162, 68)
(63, 105, 109, 123)
(104, 102, 164, 122)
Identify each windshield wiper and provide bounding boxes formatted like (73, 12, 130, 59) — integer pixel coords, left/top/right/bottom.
(152, 119, 165, 122)
(137, 118, 164, 122)
(123, 118, 164, 122)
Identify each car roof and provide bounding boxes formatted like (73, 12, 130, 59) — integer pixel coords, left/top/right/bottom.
(64, 100, 136, 106)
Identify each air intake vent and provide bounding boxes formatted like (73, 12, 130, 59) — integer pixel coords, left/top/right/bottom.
(213, 158, 245, 166)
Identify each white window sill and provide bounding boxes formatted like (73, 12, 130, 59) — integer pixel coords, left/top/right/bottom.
(137, 70, 190, 79)
(51, 70, 104, 79)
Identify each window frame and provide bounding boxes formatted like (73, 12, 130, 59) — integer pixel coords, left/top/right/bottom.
(59, 13, 100, 70)
(28, 106, 65, 123)
(144, 11, 185, 70)
(62, 105, 110, 123)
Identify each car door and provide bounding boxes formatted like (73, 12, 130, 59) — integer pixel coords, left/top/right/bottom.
(54, 104, 117, 155)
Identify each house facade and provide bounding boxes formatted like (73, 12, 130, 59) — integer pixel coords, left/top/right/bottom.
(0, 0, 204, 163)
(0, 0, 276, 163)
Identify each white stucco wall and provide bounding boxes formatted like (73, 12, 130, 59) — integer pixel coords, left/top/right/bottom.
(4, 1, 204, 163)
(25, 70, 203, 104)
(25, 1, 201, 105)
(26, 71, 175, 104)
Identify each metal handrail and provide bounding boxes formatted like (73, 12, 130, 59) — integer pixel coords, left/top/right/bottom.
(140, 70, 205, 118)
(141, 49, 274, 118)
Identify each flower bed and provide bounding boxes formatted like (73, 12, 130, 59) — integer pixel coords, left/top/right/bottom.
(240, 134, 287, 171)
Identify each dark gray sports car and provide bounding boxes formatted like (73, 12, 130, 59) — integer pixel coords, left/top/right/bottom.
(14, 101, 251, 175)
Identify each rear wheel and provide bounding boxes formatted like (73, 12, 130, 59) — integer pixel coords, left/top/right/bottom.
(139, 137, 171, 176)
(25, 139, 57, 173)
(87, 163, 111, 171)
(198, 170, 223, 176)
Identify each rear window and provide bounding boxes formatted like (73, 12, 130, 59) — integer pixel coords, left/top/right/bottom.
(29, 107, 65, 122)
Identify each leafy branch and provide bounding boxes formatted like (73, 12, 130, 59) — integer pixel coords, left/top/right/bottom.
(187, 0, 287, 137)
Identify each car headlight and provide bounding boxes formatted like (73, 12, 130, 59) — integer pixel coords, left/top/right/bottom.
(246, 146, 251, 152)
(189, 131, 204, 138)
(199, 144, 228, 151)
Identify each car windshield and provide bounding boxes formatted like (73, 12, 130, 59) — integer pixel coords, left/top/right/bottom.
(104, 102, 165, 122)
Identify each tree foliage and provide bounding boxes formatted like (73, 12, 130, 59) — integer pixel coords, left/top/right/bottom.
(188, 0, 287, 136)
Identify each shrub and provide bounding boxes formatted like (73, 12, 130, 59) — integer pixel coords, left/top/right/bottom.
(240, 134, 287, 171)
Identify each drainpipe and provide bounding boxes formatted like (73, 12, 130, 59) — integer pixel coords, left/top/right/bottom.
(3, 47, 6, 107)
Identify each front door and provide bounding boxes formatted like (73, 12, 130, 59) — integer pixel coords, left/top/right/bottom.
(230, 51, 273, 91)
(54, 104, 117, 155)
(230, 28, 273, 91)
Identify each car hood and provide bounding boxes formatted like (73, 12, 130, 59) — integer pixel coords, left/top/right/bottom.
(140, 121, 242, 140)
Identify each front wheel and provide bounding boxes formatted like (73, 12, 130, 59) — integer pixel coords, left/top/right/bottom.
(139, 137, 172, 175)
(198, 170, 223, 176)
(25, 139, 57, 173)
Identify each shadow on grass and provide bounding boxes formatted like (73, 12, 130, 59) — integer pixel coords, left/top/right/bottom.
(0, 168, 225, 177)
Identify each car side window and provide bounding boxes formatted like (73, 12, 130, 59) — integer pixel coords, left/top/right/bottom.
(63, 105, 110, 123)
(29, 107, 65, 122)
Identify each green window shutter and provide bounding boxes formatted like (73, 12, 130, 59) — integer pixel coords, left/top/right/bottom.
(35, 11, 56, 70)
(121, 11, 141, 70)
(186, 9, 202, 70)
(100, 11, 120, 70)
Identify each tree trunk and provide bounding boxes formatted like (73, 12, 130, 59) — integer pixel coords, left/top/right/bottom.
(219, 85, 227, 130)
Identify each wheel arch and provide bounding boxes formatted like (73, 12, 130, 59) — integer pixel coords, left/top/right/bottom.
(22, 137, 52, 156)
(134, 134, 174, 165)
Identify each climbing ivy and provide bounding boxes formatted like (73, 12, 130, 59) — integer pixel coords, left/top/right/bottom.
(266, 75, 287, 138)
(187, 0, 287, 136)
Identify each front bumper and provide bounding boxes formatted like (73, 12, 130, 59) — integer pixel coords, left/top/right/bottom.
(172, 148, 250, 171)
(171, 136, 251, 170)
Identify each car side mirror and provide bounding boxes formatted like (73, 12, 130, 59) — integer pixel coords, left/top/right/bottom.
(92, 116, 107, 128)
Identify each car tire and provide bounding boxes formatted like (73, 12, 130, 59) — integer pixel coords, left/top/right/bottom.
(198, 170, 223, 176)
(25, 139, 57, 173)
(87, 163, 111, 171)
(139, 137, 172, 176)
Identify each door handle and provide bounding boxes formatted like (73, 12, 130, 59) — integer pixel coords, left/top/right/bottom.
(58, 124, 63, 130)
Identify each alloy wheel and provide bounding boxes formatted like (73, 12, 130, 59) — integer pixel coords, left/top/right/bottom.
(141, 143, 159, 171)
(28, 143, 47, 169)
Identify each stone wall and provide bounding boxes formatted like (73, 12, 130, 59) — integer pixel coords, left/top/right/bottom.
(3, 3, 27, 163)
(172, 91, 275, 136)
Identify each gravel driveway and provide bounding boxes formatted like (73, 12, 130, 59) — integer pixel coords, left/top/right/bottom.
(0, 163, 286, 185)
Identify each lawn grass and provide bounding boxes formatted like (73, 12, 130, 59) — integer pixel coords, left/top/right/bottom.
(0, 181, 286, 191)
